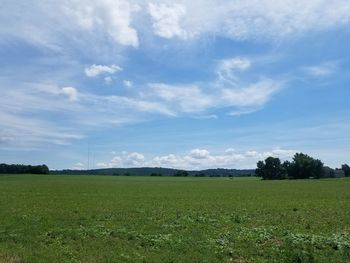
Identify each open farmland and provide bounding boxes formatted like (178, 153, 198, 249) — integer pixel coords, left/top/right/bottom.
(0, 175, 349, 262)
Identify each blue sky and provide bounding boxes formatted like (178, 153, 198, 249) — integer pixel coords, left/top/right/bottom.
(1, 0, 350, 170)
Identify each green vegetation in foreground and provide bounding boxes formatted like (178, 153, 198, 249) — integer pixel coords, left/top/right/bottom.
(0, 175, 350, 263)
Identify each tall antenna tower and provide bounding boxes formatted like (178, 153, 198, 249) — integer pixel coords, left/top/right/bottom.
(87, 142, 90, 170)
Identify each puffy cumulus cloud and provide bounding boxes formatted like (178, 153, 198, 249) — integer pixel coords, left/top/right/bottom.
(125, 152, 145, 165)
(97, 148, 296, 170)
(150, 154, 182, 167)
(96, 151, 144, 168)
(244, 148, 295, 160)
(156, 150, 229, 169)
(72, 162, 85, 170)
(225, 148, 236, 154)
(85, 64, 122, 77)
(189, 149, 210, 159)
(148, 3, 188, 39)
(245, 150, 259, 158)
(61, 87, 78, 102)
(63, 0, 140, 47)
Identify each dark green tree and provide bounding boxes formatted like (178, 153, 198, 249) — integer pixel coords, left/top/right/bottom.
(150, 173, 162, 176)
(0, 163, 49, 174)
(288, 153, 324, 179)
(341, 164, 350, 177)
(255, 157, 286, 180)
(174, 170, 189, 177)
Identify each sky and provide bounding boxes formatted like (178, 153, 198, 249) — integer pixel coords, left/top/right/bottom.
(0, 0, 350, 170)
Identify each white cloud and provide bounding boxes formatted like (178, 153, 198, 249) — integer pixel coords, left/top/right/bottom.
(189, 149, 210, 159)
(149, 83, 213, 113)
(2, 0, 350, 54)
(96, 151, 145, 168)
(225, 148, 236, 154)
(92, 147, 298, 170)
(147, 66, 282, 116)
(85, 64, 122, 77)
(245, 151, 259, 158)
(0, 110, 84, 147)
(245, 148, 295, 160)
(228, 108, 260, 116)
(148, 3, 188, 39)
(96, 162, 109, 168)
(302, 61, 339, 77)
(221, 79, 281, 108)
(0, 134, 16, 143)
(104, 76, 113, 84)
(123, 80, 133, 88)
(218, 58, 251, 80)
(158, 0, 350, 41)
(63, 0, 140, 47)
(61, 87, 78, 102)
(146, 147, 296, 169)
(125, 152, 145, 165)
(73, 162, 85, 170)
(0, 80, 177, 147)
(150, 154, 182, 168)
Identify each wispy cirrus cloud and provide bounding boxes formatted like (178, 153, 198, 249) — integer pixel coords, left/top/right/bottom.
(0, 81, 175, 147)
(217, 58, 251, 81)
(145, 0, 350, 41)
(148, 83, 213, 113)
(302, 61, 339, 77)
(3, 0, 349, 53)
(146, 57, 283, 115)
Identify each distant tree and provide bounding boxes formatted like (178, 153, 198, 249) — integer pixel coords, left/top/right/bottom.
(341, 164, 350, 177)
(288, 153, 324, 179)
(150, 173, 162, 176)
(174, 170, 188, 177)
(0, 163, 49, 174)
(282, 160, 292, 178)
(255, 157, 286, 180)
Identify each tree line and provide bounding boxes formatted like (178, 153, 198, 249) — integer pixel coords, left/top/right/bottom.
(256, 153, 349, 180)
(0, 163, 49, 174)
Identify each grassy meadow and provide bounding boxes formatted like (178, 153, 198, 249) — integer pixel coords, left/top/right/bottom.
(0, 175, 349, 262)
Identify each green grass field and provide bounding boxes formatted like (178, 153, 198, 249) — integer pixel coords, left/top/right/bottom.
(0, 175, 349, 263)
